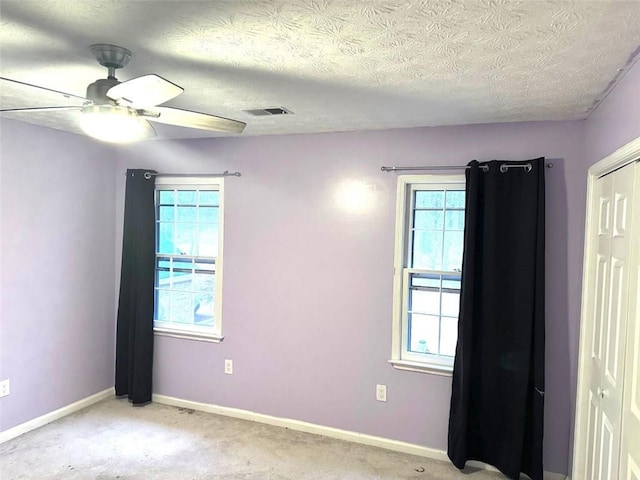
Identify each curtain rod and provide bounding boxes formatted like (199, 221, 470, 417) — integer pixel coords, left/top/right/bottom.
(381, 160, 557, 173)
(141, 170, 241, 179)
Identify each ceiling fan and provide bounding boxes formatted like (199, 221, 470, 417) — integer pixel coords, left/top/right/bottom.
(0, 44, 246, 143)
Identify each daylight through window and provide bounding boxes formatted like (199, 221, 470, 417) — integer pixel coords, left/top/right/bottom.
(391, 175, 465, 374)
(153, 178, 224, 341)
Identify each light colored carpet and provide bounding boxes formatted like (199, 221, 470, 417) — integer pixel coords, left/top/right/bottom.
(0, 397, 505, 479)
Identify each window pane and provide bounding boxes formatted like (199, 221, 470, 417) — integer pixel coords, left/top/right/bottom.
(158, 190, 175, 205)
(410, 288, 440, 315)
(445, 210, 464, 230)
(196, 259, 215, 272)
(414, 210, 443, 230)
(156, 258, 171, 285)
(412, 230, 442, 270)
(408, 313, 439, 354)
(172, 256, 193, 271)
(176, 190, 197, 205)
(445, 190, 465, 209)
(175, 223, 196, 255)
(198, 206, 219, 224)
(441, 292, 460, 317)
(198, 223, 219, 257)
(171, 259, 192, 292)
(158, 205, 174, 222)
(156, 257, 171, 270)
(415, 191, 444, 209)
(199, 191, 219, 206)
(157, 223, 175, 254)
(155, 289, 171, 322)
(412, 273, 440, 289)
(193, 272, 214, 294)
(176, 206, 197, 223)
(194, 294, 214, 325)
(442, 275, 461, 290)
(172, 272, 193, 293)
(170, 291, 193, 324)
(443, 230, 463, 271)
(440, 316, 458, 357)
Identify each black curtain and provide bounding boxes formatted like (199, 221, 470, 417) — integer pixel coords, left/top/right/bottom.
(448, 158, 545, 480)
(115, 169, 157, 405)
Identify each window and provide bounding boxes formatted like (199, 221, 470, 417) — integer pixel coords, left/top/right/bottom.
(390, 175, 465, 374)
(153, 177, 224, 342)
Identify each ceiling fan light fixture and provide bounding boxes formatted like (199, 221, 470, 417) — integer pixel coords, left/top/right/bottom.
(80, 105, 155, 143)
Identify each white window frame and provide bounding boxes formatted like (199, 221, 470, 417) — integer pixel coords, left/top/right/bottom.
(153, 176, 225, 343)
(389, 174, 465, 375)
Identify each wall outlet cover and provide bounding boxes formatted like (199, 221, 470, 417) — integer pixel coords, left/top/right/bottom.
(0, 379, 10, 398)
(376, 384, 387, 402)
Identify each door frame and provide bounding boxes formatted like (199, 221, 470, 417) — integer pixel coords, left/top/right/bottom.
(573, 135, 640, 478)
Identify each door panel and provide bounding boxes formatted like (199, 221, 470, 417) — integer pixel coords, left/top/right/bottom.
(599, 196, 611, 235)
(613, 191, 628, 236)
(587, 392, 600, 479)
(599, 414, 614, 479)
(589, 173, 612, 479)
(592, 255, 608, 361)
(603, 258, 623, 387)
(587, 163, 636, 480)
(620, 162, 640, 480)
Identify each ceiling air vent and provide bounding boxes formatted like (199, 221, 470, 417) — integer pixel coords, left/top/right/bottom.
(244, 107, 293, 116)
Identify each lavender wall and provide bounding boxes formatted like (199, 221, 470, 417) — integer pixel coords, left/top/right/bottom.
(2, 56, 635, 473)
(584, 58, 640, 167)
(115, 120, 586, 475)
(559, 56, 640, 474)
(0, 119, 116, 431)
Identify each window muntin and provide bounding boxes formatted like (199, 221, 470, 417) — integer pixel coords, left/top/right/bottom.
(410, 189, 465, 271)
(153, 179, 224, 341)
(392, 176, 465, 373)
(406, 272, 460, 357)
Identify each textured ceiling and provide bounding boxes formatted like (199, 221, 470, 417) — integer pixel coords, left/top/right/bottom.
(1, 0, 639, 140)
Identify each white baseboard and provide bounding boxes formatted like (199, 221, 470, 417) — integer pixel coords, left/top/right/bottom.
(0, 387, 114, 444)
(152, 394, 567, 480)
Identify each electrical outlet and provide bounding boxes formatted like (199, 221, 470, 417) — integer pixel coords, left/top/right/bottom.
(376, 384, 387, 402)
(0, 379, 10, 398)
(224, 359, 233, 375)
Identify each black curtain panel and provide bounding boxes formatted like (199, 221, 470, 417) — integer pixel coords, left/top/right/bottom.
(448, 158, 545, 480)
(115, 169, 157, 405)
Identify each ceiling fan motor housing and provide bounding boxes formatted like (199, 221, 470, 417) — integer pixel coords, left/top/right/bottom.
(86, 78, 120, 105)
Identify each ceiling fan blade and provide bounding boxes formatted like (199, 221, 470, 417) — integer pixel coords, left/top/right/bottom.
(0, 77, 88, 102)
(107, 74, 183, 107)
(1, 106, 83, 113)
(144, 106, 246, 134)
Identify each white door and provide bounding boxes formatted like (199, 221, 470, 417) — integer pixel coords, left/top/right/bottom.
(619, 162, 640, 480)
(584, 163, 636, 480)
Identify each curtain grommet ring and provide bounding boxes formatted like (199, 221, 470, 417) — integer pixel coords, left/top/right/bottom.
(525, 164, 532, 173)
(144, 172, 152, 180)
(500, 164, 508, 173)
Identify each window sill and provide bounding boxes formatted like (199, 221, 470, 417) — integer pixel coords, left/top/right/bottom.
(388, 359, 453, 376)
(154, 328, 224, 343)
